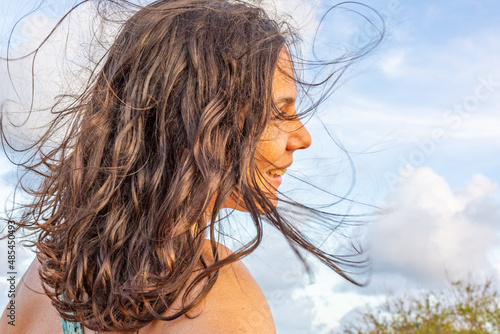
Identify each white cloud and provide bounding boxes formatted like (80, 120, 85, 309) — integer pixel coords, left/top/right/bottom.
(258, 0, 320, 59)
(378, 48, 407, 77)
(370, 167, 500, 285)
(1, 2, 113, 144)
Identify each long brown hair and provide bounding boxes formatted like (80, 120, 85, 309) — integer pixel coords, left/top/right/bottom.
(1, 0, 383, 332)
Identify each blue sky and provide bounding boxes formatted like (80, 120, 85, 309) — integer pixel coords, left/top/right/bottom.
(1, 0, 500, 333)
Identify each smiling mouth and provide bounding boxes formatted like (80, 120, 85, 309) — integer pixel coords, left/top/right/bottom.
(267, 168, 287, 177)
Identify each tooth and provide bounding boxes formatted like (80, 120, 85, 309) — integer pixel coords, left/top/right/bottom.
(268, 168, 287, 177)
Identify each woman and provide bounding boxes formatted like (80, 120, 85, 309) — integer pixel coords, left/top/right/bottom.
(1, 0, 374, 333)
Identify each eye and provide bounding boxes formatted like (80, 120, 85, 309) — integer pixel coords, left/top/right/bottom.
(269, 109, 289, 124)
(271, 104, 289, 118)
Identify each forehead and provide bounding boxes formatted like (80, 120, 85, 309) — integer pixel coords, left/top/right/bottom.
(272, 50, 297, 103)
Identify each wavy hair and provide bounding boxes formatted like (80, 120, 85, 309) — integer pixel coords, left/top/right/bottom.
(1, 0, 383, 332)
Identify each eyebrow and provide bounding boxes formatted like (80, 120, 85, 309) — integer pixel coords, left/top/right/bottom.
(275, 96, 296, 105)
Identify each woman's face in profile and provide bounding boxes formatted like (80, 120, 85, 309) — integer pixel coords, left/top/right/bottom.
(254, 50, 312, 203)
(223, 50, 312, 211)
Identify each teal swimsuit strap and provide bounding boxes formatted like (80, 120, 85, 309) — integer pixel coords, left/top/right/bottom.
(62, 317, 84, 334)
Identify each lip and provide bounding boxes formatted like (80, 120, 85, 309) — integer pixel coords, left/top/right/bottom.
(265, 161, 293, 188)
(266, 173, 283, 188)
(270, 162, 292, 171)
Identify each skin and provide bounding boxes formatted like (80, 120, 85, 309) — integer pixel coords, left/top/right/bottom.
(0, 50, 311, 333)
(224, 49, 312, 210)
(0, 242, 275, 334)
(254, 50, 312, 199)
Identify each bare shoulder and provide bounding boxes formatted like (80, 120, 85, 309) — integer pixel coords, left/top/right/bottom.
(0, 258, 63, 334)
(197, 242, 276, 333)
(151, 241, 277, 334)
(0, 244, 276, 334)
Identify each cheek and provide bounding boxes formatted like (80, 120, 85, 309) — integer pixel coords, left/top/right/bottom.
(255, 131, 287, 166)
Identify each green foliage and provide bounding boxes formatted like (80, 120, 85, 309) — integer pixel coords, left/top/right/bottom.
(338, 279, 500, 334)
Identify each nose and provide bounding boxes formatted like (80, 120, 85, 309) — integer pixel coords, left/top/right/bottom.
(286, 120, 312, 151)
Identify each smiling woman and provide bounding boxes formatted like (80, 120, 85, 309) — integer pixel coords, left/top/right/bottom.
(0, 0, 381, 333)
(250, 50, 311, 207)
